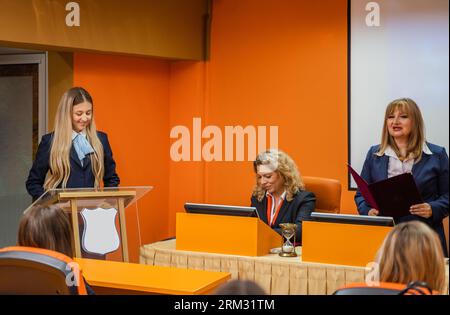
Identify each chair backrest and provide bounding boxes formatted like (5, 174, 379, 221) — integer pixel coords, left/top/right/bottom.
(0, 246, 87, 295)
(303, 176, 341, 213)
(333, 281, 436, 295)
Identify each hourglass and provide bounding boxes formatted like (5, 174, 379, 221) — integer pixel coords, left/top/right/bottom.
(279, 223, 297, 257)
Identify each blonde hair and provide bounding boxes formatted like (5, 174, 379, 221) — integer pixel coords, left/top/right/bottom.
(252, 149, 305, 202)
(377, 98, 426, 161)
(44, 87, 104, 190)
(376, 221, 445, 293)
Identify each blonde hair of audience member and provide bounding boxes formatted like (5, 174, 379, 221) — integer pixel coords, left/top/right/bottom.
(18, 205, 73, 258)
(377, 97, 426, 162)
(252, 149, 305, 202)
(44, 87, 104, 190)
(213, 280, 267, 295)
(376, 221, 445, 293)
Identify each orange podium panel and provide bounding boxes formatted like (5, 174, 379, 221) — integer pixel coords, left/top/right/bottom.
(302, 221, 392, 267)
(176, 212, 282, 256)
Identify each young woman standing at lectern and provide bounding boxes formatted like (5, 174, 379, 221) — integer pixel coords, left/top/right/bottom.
(354, 98, 449, 256)
(251, 149, 316, 245)
(26, 87, 120, 200)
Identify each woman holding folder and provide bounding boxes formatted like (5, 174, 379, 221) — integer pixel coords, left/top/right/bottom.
(355, 98, 448, 256)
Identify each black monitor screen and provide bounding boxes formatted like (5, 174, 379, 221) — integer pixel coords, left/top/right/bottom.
(184, 203, 259, 218)
(310, 212, 394, 227)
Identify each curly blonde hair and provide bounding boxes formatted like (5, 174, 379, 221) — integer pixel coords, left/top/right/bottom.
(252, 149, 305, 202)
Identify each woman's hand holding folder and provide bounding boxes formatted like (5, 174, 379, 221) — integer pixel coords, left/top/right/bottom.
(410, 203, 432, 218)
(367, 203, 432, 218)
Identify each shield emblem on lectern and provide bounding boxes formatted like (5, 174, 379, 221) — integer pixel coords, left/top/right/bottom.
(80, 207, 120, 255)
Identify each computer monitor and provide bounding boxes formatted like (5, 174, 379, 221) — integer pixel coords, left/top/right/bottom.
(184, 203, 259, 218)
(310, 212, 394, 227)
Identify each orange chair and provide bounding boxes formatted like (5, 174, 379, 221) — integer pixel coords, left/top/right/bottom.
(0, 246, 88, 295)
(303, 176, 341, 213)
(333, 281, 436, 295)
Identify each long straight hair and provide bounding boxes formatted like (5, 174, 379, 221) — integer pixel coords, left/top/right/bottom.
(44, 87, 104, 190)
(377, 98, 426, 162)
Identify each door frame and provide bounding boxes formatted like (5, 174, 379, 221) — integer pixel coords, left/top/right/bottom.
(0, 53, 48, 138)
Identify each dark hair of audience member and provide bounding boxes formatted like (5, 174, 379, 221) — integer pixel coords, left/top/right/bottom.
(213, 280, 267, 295)
(18, 204, 73, 257)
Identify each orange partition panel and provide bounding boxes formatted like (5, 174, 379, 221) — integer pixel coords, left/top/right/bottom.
(302, 221, 391, 267)
(176, 213, 281, 256)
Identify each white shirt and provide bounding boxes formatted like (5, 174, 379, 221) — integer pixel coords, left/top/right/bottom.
(378, 143, 433, 178)
(266, 190, 287, 226)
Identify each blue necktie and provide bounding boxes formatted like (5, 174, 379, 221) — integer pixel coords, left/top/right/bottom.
(73, 134, 94, 165)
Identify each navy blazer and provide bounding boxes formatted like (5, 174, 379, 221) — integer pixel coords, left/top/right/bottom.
(251, 190, 316, 245)
(355, 142, 449, 256)
(26, 131, 120, 200)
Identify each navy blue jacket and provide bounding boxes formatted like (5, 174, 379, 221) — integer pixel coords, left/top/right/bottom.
(26, 131, 120, 200)
(355, 142, 449, 256)
(251, 190, 316, 245)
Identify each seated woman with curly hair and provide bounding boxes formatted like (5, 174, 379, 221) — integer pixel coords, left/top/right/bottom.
(251, 149, 316, 245)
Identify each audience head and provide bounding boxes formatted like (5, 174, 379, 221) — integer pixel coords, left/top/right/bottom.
(18, 205, 73, 258)
(213, 280, 267, 295)
(375, 221, 445, 292)
(379, 97, 425, 160)
(252, 149, 304, 202)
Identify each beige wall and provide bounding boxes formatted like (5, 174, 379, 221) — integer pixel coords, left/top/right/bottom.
(0, 0, 209, 60)
(47, 51, 73, 132)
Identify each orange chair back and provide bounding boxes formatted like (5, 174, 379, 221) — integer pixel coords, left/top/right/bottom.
(303, 176, 341, 213)
(333, 281, 437, 295)
(0, 246, 88, 295)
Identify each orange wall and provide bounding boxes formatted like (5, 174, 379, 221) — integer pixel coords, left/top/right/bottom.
(74, 0, 357, 243)
(73, 52, 172, 258)
(168, 62, 209, 233)
(168, 0, 355, 235)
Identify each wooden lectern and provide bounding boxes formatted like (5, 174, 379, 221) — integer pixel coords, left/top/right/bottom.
(176, 212, 282, 256)
(302, 221, 392, 267)
(26, 187, 152, 263)
(56, 190, 136, 262)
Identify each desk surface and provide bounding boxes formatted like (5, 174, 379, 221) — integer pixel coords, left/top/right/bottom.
(75, 258, 231, 295)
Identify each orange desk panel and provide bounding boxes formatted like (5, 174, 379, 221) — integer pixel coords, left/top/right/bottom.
(302, 221, 392, 267)
(176, 212, 281, 256)
(75, 258, 231, 295)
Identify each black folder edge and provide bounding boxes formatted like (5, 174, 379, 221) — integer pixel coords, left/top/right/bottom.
(348, 164, 423, 218)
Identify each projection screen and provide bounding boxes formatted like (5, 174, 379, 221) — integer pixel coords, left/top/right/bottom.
(349, 0, 449, 188)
